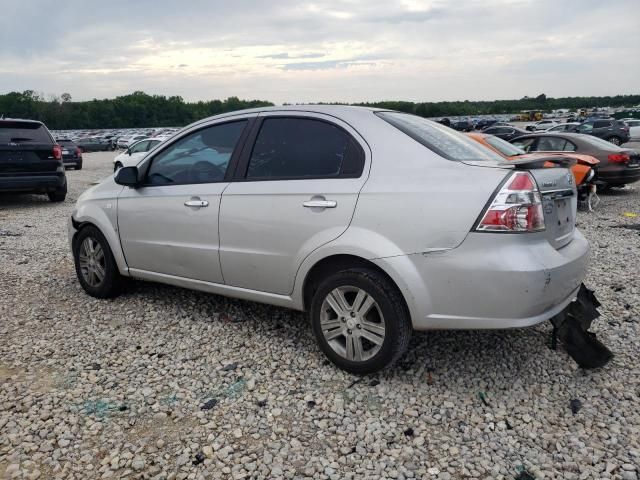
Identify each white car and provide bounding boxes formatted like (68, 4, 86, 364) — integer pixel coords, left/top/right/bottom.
(113, 138, 163, 171)
(117, 135, 148, 149)
(527, 120, 558, 132)
(622, 119, 640, 140)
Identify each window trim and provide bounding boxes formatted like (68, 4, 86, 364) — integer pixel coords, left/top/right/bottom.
(138, 118, 254, 187)
(232, 115, 366, 182)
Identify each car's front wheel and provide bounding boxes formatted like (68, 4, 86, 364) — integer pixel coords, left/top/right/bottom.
(310, 268, 411, 374)
(608, 136, 622, 146)
(114, 161, 123, 172)
(73, 226, 123, 298)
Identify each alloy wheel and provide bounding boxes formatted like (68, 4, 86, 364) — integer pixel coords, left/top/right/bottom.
(320, 286, 386, 362)
(78, 237, 106, 287)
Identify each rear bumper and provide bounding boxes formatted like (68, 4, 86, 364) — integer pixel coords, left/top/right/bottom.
(63, 157, 81, 166)
(598, 166, 640, 186)
(0, 173, 66, 192)
(375, 230, 590, 330)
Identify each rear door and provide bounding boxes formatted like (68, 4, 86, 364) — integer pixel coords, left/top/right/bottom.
(218, 113, 370, 295)
(0, 121, 57, 175)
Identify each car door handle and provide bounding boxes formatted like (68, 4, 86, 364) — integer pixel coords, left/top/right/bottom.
(184, 200, 209, 208)
(303, 200, 337, 208)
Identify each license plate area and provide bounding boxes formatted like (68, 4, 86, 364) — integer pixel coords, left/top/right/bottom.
(555, 198, 573, 236)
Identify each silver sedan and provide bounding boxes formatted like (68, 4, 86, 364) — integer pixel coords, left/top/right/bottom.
(69, 106, 589, 373)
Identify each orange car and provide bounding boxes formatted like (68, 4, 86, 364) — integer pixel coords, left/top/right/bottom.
(467, 132, 599, 189)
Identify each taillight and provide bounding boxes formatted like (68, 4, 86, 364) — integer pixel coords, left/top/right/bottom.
(608, 153, 630, 164)
(476, 171, 545, 232)
(76, 147, 82, 158)
(52, 144, 62, 160)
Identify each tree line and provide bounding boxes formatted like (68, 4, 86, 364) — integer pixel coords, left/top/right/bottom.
(1, 90, 639, 130)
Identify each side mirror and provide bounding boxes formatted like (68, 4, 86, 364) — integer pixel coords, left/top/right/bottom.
(114, 166, 139, 187)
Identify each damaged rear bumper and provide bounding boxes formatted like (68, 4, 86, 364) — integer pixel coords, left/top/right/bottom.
(551, 284, 613, 369)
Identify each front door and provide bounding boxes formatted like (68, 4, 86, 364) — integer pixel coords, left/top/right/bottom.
(219, 113, 370, 295)
(117, 119, 250, 283)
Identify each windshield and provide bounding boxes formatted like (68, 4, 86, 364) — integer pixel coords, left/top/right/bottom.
(376, 112, 504, 162)
(484, 135, 526, 156)
(0, 121, 52, 144)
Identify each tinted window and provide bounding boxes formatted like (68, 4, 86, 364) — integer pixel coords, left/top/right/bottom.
(594, 120, 611, 128)
(146, 121, 246, 186)
(246, 118, 359, 179)
(377, 112, 504, 162)
(535, 137, 574, 151)
(485, 135, 525, 156)
(130, 141, 150, 153)
(511, 137, 536, 152)
(0, 121, 52, 144)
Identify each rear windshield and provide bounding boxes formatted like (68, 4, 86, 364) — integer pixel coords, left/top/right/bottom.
(485, 135, 526, 156)
(376, 112, 504, 162)
(0, 121, 52, 144)
(578, 134, 626, 151)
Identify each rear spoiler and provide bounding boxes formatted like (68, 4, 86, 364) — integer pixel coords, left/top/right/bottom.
(501, 156, 577, 169)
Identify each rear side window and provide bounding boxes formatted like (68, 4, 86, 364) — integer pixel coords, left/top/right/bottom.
(377, 112, 504, 162)
(593, 120, 611, 128)
(246, 117, 364, 179)
(0, 121, 52, 144)
(535, 137, 575, 151)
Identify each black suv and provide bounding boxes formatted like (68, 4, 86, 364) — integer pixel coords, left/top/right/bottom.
(575, 119, 630, 145)
(0, 119, 67, 202)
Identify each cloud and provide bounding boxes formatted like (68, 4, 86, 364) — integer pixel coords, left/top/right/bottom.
(0, 0, 638, 104)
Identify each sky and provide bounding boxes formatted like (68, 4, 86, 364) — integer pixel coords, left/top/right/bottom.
(0, 0, 638, 104)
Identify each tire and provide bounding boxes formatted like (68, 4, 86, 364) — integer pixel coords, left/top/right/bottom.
(114, 161, 123, 172)
(73, 225, 123, 298)
(75, 161, 83, 170)
(310, 268, 412, 374)
(608, 136, 622, 146)
(48, 184, 67, 202)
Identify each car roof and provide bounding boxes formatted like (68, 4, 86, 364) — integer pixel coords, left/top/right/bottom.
(189, 105, 388, 129)
(0, 117, 43, 125)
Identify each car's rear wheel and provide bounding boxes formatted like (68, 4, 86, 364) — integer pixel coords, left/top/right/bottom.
(73, 226, 123, 298)
(114, 161, 123, 172)
(310, 268, 411, 374)
(608, 136, 622, 146)
(75, 161, 83, 170)
(48, 186, 67, 203)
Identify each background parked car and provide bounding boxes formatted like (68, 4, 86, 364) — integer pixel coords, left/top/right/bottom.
(57, 138, 83, 170)
(113, 137, 163, 171)
(117, 135, 148, 149)
(511, 133, 640, 189)
(621, 119, 640, 140)
(525, 120, 558, 131)
(451, 120, 473, 132)
(466, 132, 598, 202)
(574, 119, 630, 145)
(481, 125, 529, 141)
(75, 137, 112, 152)
(0, 118, 67, 202)
(547, 122, 581, 133)
(474, 118, 497, 130)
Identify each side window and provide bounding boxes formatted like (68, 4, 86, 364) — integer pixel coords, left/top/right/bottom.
(577, 123, 593, 133)
(130, 141, 149, 154)
(536, 137, 567, 151)
(512, 137, 536, 152)
(593, 120, 610, 129)
(246, 117, 362, 180)
(146, 121, 247, 186)
(562, 140, 576, 151)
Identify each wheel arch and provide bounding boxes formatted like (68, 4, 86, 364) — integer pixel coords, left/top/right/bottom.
(301, 254, 410, 318)
(70, 213, 129, 276)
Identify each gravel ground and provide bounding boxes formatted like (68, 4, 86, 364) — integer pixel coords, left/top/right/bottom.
(1, 151, 639, 480)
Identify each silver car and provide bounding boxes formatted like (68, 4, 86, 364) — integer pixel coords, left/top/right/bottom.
(69, 106, 589, 373)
